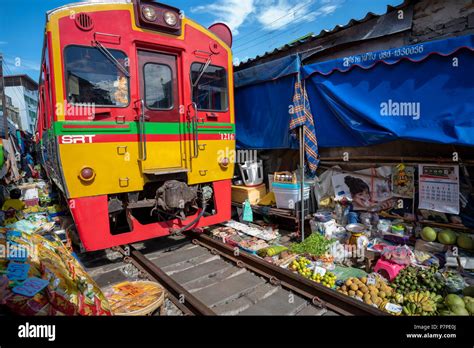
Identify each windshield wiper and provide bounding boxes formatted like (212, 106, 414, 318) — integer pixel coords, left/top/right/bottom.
(92, 40, 130, 78)
(192, 57, 212, 88)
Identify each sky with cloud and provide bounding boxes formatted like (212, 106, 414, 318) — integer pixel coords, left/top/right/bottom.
(192, 0, 340, 34)
(0, 0, 404, 78)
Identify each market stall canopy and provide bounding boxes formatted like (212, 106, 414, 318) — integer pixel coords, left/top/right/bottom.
(234, 35, 474, 149)
(302, 35, 474, 147)
(234, 55, 300, 149)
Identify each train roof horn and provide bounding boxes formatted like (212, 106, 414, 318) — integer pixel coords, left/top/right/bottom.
(208, 23, 233, 49)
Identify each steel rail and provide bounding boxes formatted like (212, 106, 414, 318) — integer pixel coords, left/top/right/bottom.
(115, 245, 216, 316)
(191, 233, 387, 316)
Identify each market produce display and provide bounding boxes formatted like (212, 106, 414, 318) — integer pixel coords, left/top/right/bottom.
(438, 229, 457, 245)
(289, 233, 335, 257)
(401, 291, 442, 316)
(216, 162, 474, 318)
(209, 225, 293, 266)
(289, 257, 337, 287)
(289, 257, 312, 277)
(438, 294, 472, 316)
(257, 245, 288, 258)
(337, 276, 395, 307)
(420, 226, 437, 242)
(464, 297, 474, 315)
(457, 233, 474, 250)
(463, 285, 474, 297)
(238, 237, 269, 253)
(391, 265, 445, 295)
(313, 271, 336, 287)
(211, 215, 473, 317)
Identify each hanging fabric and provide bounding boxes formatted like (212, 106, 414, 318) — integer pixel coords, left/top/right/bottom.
(289, 79, 320, 175)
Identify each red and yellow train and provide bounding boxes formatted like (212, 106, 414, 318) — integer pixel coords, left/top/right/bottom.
(35, 0, 235, 251)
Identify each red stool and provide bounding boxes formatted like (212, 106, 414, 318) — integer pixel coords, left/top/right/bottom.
(374, 258, 405, 281)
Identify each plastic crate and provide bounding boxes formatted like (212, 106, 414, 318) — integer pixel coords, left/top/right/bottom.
(271, 182, 310, 209)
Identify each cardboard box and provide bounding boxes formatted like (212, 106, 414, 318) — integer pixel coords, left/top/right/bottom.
(231, 184, 267, 205)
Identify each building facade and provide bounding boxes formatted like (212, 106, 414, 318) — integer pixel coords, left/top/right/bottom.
(4, 74, 38, 134)
(0, 94, 21, 136)
(4, 95, 21, 127)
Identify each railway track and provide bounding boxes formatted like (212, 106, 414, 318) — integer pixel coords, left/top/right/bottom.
(81, 233, 384, 316)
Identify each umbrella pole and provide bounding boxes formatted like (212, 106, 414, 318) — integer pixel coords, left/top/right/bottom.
(299, 126, 305, 242)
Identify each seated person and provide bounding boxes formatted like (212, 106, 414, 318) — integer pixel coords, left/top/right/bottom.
(2, 188, 26, 224)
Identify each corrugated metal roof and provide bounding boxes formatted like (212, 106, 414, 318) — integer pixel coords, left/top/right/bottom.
(236, 0, 412, 67)
(4, 74, 39, 89)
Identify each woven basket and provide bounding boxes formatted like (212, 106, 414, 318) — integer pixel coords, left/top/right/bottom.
(105, 281, 165, 316)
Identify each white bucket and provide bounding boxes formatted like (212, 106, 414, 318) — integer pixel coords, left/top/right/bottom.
(239, 161, 264, 186)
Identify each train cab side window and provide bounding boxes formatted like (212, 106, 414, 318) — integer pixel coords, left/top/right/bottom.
(64, 45, 129, 107)
(144, 63, 173, 110)
(40, 87, 47, 130)
(190, 63, 228, 111)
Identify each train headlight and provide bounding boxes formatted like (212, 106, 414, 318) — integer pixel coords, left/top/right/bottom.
(142, 6, 157, 21)
(79, 167, 96, 182)
(164, 11, 178, 26)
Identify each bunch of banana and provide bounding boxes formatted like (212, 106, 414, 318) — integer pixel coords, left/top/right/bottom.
(402, 291, 440, 316)
(429, 292, 444, 304)
(379, 299, 402, 316)
(403, 302, 421, 316)
(393, 292, 404, 304)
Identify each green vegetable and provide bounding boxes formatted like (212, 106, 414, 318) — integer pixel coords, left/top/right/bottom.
(257, 245, 288, 257)
(465, 301, 474, 315)
(450, 305, 469, 316)
(289, 233, 335, 257)
(392, 265, 445, 295)
(445, 294, 465, 309)
(462, 285, 474, 297)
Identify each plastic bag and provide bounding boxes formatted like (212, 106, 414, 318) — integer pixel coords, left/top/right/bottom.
(413, 250, 439, 267)
(380, 245, 415, 265)
(5, 219, 37, 234)
(443, 271, 468, 294)
(1, 229, 112, 316)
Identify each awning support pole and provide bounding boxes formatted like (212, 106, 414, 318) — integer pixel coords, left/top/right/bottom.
(299, 126, 305, 242)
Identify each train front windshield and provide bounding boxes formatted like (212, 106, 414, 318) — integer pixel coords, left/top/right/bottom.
(64, 45, 130, 107)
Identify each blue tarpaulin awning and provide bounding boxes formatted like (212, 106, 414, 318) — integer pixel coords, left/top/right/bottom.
(234, 54, 300, 88)
(234, 55, 300, 149)
(234, 35, 474, 149)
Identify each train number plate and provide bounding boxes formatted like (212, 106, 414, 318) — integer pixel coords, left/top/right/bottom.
(219, 133, 235, 140)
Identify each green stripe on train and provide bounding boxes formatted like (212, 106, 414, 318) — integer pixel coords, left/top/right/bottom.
(54, 121, 235, 135)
